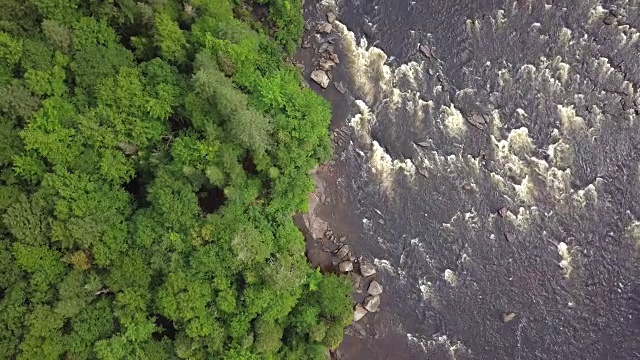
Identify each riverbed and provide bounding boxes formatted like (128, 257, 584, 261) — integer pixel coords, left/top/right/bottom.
(299, 0, 640, 359)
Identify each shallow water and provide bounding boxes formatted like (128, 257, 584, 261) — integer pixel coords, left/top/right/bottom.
(312, 0, 640, 358)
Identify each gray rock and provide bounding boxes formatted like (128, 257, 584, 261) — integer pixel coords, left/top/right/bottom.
(318, 42, 330, 54)
(353, 304, 368, 322)
(350, 272, 363, 289)
(501, 311, 517, 323)
(329, 52, 340, 64)
(498, 207, 508, 218)
(316, 22, 332, 34)
(363, 295, 380, 312)
(318, 58, 336, 71)
(367, 280, 383, 296)
(335, 245, 350, 259)
(339, 261, 353, 273)
(419, 44, 432, 58)
(310, 70, 330, 88)
(327, 12, 337, 23)
(466, 113, 488, 130)
(360, 262, 376, 277)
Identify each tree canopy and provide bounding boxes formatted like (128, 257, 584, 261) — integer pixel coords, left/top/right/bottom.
(0, 0, 352, 359)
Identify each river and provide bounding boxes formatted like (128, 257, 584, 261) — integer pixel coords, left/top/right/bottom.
(302, 0, 640, 359)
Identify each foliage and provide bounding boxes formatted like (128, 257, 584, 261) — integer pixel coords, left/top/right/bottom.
(0, 0, 352, 358)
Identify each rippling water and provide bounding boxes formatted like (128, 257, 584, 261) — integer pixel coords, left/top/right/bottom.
(321, 0, 640, 358)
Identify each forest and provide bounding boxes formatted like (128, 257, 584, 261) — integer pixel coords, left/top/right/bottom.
(0, 0, 353, 359)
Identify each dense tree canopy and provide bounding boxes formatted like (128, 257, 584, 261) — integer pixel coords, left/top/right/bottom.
(0, 0, 352, 359)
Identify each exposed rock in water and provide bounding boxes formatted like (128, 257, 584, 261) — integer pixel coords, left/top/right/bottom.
(310, 70, 330, 88)
(353, 304, 368, 322)
(466, 113, 488, 130)
(498, 207, 508, 218)
(335, 245, 350, 260)
(501, 311, 517, 323)
(367, 280, 383, 296)
(360, 262, 376, 277)
(327, 12, 337, 23)
(318, 58, 336, 71)
(318, 42, 334, 54)
(329, 52, 340, 63)
(339, 261, 353, 272)
(363, 295, 381, 312)
(350, 272, 363, 291)
(334, 81, 346, 94)
(316, 22, 332, 34)
(418, 44, 432, 58)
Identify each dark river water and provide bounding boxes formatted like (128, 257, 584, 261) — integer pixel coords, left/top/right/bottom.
(310, 0, 640, 358)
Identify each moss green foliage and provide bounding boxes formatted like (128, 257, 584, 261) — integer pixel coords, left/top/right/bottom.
(0, 0, 352, 359)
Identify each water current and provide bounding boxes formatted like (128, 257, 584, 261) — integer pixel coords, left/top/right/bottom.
(319, 0, 640, 358)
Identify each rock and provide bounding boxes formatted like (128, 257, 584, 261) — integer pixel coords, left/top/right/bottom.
(334, 81, 346, 94)
(363, 295, 381, 312)
(353, 304, 368, 321)
(419, 44, 432, 58)
(301, 41, 311, 49)
(329, 52, 340, 63)
(603, 13, 617, 25)
(360, 262, 376, 277)
(318, 58, 336, 71)
(498, 207, 508, 218)
(428, 68, 435, 76)
(367, 280, 383, 296)
(501, 311, 517, 323)
(339, 261, 353, 272)
(462, 183, 473, 190)
(327, 12, 337, 23)
(310, 70, 330, 88)
(335, 245, 350, 259)
(318, 42, 330, 54)
(350, 272, 363, 289)
(466, 113, 488, 130)
(316, 22, 332, 34)
(504, 231, 513, 242)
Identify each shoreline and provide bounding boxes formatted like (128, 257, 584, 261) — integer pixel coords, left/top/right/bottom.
(294, 3, 426, 359)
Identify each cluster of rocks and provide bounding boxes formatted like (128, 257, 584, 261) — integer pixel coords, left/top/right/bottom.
(331, 243, 383, 322)
(307, 12, 343, 91)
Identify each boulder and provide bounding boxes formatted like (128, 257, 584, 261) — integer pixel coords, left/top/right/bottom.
(498, 207, 508, 218)
(353, 304, 368, 322)
(339, 261, 353, 273)
(419, 44, 432, 58)
(501, 311, 517, 323)
(318, 58, 336, 71)
(363, 295, 380, 312)
(334, 81, 346, 94)
(360, 262, 376, 277)
(367, 280, 383, 296)
(316, 22, 332, 34)
(310, 70, 330, 88)
(466, 113, 487, 130)
(335, 245, 350, 259)
(327, 12, 337, 23)
(350, 272, 363, 290)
